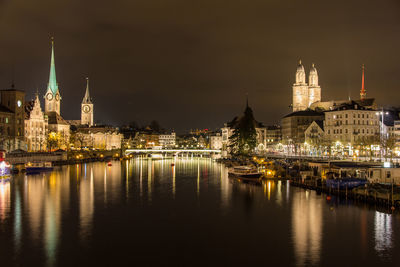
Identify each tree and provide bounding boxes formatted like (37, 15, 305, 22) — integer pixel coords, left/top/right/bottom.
(228, 105, 257, 155)
(47, 132, 61, 151)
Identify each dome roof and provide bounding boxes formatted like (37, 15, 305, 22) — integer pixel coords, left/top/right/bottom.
(296, 60, 304, 72)
(310, 63, 317, 74)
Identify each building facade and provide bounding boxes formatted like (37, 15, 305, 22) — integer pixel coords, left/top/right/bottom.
(0, 88, 26, 151)
(158, 132, 176, 148)
(281, 110, 324, 144)
(210, 133, 223, 150)
(24, 94, 48, 151)
(324, 101, 379, 145)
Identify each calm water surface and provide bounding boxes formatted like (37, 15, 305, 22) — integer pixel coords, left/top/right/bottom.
(0, 157, 399, 266)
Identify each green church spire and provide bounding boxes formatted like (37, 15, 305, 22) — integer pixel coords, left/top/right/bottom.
(48, 37, 59, 95)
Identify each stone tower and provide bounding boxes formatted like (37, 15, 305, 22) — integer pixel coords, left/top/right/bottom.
(292, 60, 309, 112)
(44, 38, 61, 115)
(81, 78, 94, 126)
(308, 63, 321, 107)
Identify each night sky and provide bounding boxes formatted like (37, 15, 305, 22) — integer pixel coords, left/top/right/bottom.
(0, 0, 399, 132)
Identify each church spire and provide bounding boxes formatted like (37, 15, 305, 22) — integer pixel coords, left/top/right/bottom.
(48, 37, 59, 95)
(360, 64, 366, 100)
(82, 77, 92, 104)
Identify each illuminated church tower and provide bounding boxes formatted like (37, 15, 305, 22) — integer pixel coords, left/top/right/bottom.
(292, 60, 322, 112)
(292, 60, 309, 112)
(81, 78, 94, 126)
(44, 38, 61, 115)
(307, 63, 321, 107)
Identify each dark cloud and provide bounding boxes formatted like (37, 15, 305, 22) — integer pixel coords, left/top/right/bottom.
(0, 0, 399, 132)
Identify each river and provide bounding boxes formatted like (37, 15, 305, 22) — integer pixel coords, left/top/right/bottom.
(0, 157, 399, 266)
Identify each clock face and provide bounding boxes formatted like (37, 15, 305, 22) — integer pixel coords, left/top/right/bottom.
(17, 100, 22, 107)
(83, 105, 91, 113)
(55, 94, 60, 101)
(47, 93, 53, 100)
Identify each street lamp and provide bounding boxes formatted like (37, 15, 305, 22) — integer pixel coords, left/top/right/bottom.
(376, 108, 389, 160)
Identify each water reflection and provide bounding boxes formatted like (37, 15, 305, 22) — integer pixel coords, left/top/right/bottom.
(292, 190, 322, 266)
(0, 159, 399, 266)
(0, 181, 10, 221)
(79, 166, 94, 242)
(374, 212, 393, 255)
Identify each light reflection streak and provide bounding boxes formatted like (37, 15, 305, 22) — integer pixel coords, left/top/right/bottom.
(13, 187, 22, 253)
(148, 159, 152, 202)
(0, 181, 10, 221)
(374, 212, 393, 254)
(80, 167, 94, 242)
(292, 190, 322, 266)
(197, 159, 200, 197)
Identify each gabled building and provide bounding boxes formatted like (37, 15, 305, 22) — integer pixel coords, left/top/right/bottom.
(25, 93, 48, 151)
(281, 110, 324, 144)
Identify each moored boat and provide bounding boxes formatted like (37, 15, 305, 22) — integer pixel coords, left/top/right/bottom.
(326, 178, 367, 190)
(25, 162, 53, 174)
(228, 166, 262, 179)
(0, 150, 11, 180)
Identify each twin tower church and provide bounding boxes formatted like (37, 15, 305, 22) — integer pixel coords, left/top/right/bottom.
(44, 39, 93, 126)
(292, 60, 321, 112)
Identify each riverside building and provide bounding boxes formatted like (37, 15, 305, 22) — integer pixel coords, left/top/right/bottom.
(324, 101, 380, 145)
(24, 93, 48, 151)
(0, 87, 26, 151)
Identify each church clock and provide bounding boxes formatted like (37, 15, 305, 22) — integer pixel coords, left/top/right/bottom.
(83, 105, 91, 113)
(47, 93, 53, 100)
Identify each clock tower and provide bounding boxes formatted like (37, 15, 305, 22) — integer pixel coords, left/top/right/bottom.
(81, 78, 94, 126)
(44, 38, 61, 115)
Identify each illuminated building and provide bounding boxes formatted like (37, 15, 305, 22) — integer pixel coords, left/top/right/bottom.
(292, 60, 321, 112)
(281, 110, 324, 145)
(24, 93, 48, 151)
(324, 101, 379, 145)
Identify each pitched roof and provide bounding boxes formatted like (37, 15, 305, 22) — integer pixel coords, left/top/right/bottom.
(354, 98, 375, 107)
(283, 110, 324, 118)
(0, 104, 14, 114)
(45, 112, 69, 125)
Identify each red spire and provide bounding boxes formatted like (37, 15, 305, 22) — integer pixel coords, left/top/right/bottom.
(360, 64, 366, 100)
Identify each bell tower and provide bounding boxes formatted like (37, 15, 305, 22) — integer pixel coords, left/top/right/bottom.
(81, 78, 94, 126)
(308, 63, 321, 106)
(292, 60, 308, 112)
(44, 38, 61, 115)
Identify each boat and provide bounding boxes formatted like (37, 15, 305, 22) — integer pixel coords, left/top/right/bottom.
(0, 150, 11, 180)
(228, 166, 262, 179)
(25, 162, 53, 174)
(326, 178, 367, 190)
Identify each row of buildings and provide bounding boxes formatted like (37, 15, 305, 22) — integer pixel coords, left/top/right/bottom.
(215, 61, 400, 158)
(0, 40, 123, 153)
